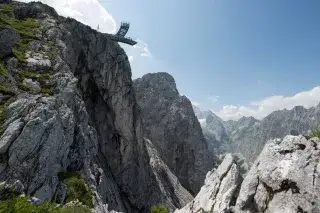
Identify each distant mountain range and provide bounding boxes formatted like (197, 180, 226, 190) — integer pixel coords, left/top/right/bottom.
(193, 104, 320, 163)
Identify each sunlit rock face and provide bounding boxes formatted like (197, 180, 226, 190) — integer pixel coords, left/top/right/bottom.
(176, 135, 320, 213)
(234, 135, 320, 213)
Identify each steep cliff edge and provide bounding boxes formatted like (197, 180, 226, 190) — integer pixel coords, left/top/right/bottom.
(0, 2, 192, 212)
(133, 73, 214, 195)
(175, 135, 320, 213)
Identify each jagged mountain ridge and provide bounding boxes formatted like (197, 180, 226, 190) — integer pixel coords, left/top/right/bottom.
(193, 104, 320, 162)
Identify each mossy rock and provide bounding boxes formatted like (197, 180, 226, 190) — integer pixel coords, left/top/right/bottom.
(58, 172, 93, 208)
(0, 5, 40, 63)
(17, 70, 53, 95)
(0, 3, 13, 14)
(17, 83, 31, 92)
(0, 83, 16, 96)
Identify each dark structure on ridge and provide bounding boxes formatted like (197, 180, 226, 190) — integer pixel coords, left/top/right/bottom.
(110, 22, 137, 46)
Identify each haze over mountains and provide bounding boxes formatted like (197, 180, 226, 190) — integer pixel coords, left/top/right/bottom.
(193, 103, 320, 162)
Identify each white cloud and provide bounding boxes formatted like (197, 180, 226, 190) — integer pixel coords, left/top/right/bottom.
(19, 0, 116, 33)
(208, 95, 220, 103)
(134, 39, 152, 58)
(216, 86, 320, 121)
(128, 56, 133, 61)
(192, 102, 200, 107)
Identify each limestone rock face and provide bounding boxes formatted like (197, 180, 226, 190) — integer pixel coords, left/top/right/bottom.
(174, 154, 241, 213)
(193, 105, 230, 156)
(234, 135, 320, 213)
(0, 27, 20, 58)
(145, 138, 193, 212)
(134, 73, 214, 194)
(176, 135, 320, 213)
(0, 2, 193, 213)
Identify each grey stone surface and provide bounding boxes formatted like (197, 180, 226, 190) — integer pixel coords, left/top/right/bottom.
(6, 57, 18, 77)
(234, 135, 320, 213)
(193, 105, 230, 156)
(134, 73, 214, 195)
(0, 27, 20, 58)
(22, 78, 41, 93)
(174, 154, 241, 213)
(176, 135, 320, 213)
(145, 138, 193, 212)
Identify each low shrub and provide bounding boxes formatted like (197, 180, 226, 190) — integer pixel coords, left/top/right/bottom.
(151, 204, 168, 213)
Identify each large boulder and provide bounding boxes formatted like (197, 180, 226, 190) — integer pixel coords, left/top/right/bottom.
(0, 27, 20, 58)
(234, 135, 320, 213)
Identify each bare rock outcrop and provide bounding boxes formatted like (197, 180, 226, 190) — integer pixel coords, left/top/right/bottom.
(0, 27, 20, 58)
(174, 154, 241, 213)
(134, 73, 214, 195)
(234, 135, 320, 213)
(176, 135, 320, 213)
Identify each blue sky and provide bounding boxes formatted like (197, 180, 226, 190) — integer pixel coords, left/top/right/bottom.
(23, 0, 320, 120)
(102, 0, 320, 120)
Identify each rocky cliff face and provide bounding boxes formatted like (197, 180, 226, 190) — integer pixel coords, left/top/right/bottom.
(195, 104, 320, 163)
(192, 105, 230, 156)
(174, 154, 242, 213)
(133, 73, 214, 195)
(0, 2, 193, 212)
(176, 135, 320, 213)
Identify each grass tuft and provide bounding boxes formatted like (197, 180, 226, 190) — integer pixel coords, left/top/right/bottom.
(0, 3, 13, 13)
(0, 195, 92, 213)
(0, 62, 8, 76)
(309, 129, 320, 138)
(58, 172, 93, 208)
(151, 204, 168, 213)
(0, 8, 40, 62)
(17, 70, 53, 95)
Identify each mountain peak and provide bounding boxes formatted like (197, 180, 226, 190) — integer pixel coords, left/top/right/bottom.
(134, 72, 178, 92)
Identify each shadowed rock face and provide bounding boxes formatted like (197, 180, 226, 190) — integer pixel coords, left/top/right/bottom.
(0, 2, 192, 212)
(176, 135, 320, 213)
(134, 73, 214, 195)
